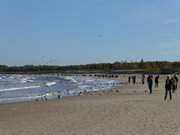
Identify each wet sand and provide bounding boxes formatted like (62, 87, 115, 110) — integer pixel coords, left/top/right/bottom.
(0, 75, 180, 135)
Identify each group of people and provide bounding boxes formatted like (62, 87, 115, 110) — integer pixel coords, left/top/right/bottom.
(164, 75, 178, 100)
(147, 75, 160, 94)
(128, 76, 137, 85)
(128, 74, 179, 101)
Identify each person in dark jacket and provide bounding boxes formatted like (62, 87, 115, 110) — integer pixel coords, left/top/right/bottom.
(132, 76, 136, 85)
(128, 76, 131, 84)
(147, 75, 153, 94)
(164, 76, 172, 101)
(142, 74, 145, 85)
(155, 75, 160, 88)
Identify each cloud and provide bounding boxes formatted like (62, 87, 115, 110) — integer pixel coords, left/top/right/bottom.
(164, 18, 180, 24)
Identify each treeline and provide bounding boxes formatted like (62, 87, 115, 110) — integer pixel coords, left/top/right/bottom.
(0, 61, 180, 74)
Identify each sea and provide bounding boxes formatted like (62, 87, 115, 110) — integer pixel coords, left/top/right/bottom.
(0, 74, 124, 104)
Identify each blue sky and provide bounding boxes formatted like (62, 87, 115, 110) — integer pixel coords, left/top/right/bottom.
(0, 0, 180, 66)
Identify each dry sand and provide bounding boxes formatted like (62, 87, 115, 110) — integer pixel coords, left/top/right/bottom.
(0, 75, 180, 135)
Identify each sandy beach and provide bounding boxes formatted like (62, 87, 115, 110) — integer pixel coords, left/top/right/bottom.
(0, 75, 180, 135)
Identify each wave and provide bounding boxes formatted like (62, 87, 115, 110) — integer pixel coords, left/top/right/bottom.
(64, 76, 77, 83)
(0, 95, 43, 104)
(0, 86, 41, 92)
(0, 75, 124, 104)
(21, 78, 34, 83)
(45, 82, 57, 87)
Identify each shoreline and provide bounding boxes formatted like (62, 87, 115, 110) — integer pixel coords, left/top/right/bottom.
(0, 84, 125, 105)
(0, 74, 125, 105)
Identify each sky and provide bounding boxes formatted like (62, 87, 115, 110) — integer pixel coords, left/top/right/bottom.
(0, 0, 180, 66)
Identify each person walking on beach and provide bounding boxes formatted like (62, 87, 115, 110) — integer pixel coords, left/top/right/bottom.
(174, 75, 179, 90)
(128, 76, 131, 84)
(132, 76, 136, 85)
(147, 75, 153, 94)
(164, 76, 172, 101)
(142, 74, 145, 85)
(171, 77, 176, 93)
(155, 75, 160, 88)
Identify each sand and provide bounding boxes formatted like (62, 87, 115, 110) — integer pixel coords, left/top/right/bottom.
(0, 75, 180, 135)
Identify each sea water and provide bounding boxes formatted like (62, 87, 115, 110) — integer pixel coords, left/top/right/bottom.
(0, 74, 124, 104)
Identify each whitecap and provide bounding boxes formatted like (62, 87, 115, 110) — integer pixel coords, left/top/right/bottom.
(0, 86, 41, 92)
(45, 82, 57, 87)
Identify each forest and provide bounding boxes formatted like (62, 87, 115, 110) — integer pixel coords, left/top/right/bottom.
(0, 61, 180, 74)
